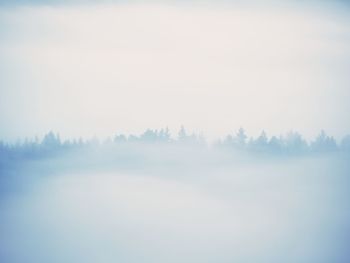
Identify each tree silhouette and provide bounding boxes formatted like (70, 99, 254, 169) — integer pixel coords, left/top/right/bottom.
(235, 127, 247, 148)
(311, 130, 337, 152)
(284, 131, 308, 154)
(178, 126, 187, 141)
(0, 129, 349, 163)
(340, 135, 350, 151)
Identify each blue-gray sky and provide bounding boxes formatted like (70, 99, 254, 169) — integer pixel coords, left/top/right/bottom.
(0, 0, 349, 141)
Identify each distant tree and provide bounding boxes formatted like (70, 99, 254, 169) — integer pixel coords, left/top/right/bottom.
(140, 129, 158, 142)
(1, 129, 348, 162)
(71, 138, 80, 147)
(310, 130, 337, 152)
(42, 132, 61, 149)
(114, 134, 127, 143)
(128, 134, 139, 142)
(178, 126, 187, 141)
(158, 127, 171, 142)
(235, 127, 247, 148)
(250, 131, 268, 152)
(268, 135, 283, 153)
(222, 128, 247, 150)
(247, 131, 269, 152)
(62, 139, 72, 148)
(176, 126, 202, 145)
(340, 135, 350, 152)
(284, 131, 308, 154)
(257, 131, 268, 145)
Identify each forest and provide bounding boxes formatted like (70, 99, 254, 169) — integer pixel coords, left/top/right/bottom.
(1, 127, 349, 160)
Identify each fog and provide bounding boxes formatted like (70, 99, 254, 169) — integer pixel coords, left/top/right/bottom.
(1, 2, 350, 141)
(1, 141, 350, 263)
(1, 0, 350, 262)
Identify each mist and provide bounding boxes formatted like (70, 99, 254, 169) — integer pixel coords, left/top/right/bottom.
(1, 131, 350, 263)
(1, 0, 350, 262)
(1, 2, 350, 141)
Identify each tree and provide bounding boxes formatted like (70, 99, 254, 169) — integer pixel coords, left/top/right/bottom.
(311, 130, 337, 152)
(268, 135, 283, 153)
(158, 127, 171, 142)
(256, 131, 268, 146)
(235, 127, 247, 147)
(340, 135, 350, 151)
(284, 131, 308, 154)
(249, 131, 268, 152)
(42, 131, 61, 149)
(140, 129, 158, 142)
(178, 126, 187, 141)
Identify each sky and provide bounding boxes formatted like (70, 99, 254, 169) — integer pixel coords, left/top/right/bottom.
(0, 0, 349, 141)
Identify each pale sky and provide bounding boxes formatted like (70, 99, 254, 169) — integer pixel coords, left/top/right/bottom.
(0, 1, 349, 141)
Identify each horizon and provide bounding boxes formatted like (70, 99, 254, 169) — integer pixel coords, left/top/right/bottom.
(0, 126, 348, 144)
(1, 127, 349, 155)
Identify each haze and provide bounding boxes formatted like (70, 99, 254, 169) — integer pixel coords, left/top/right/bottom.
(0, 1, 349, 141)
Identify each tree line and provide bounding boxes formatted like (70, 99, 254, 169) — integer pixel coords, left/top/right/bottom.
(1, 127, 350, 161)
